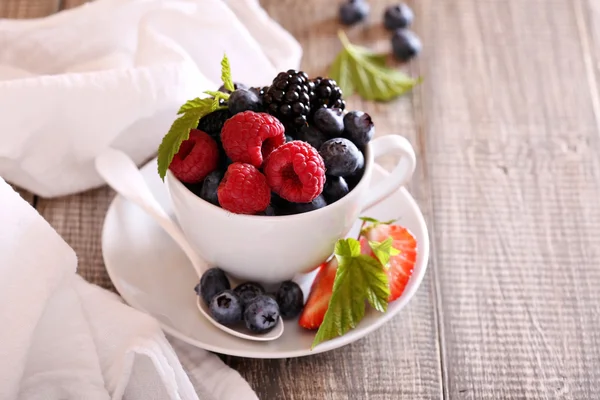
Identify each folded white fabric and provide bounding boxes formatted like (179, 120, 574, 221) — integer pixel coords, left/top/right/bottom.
(0, 178, 258, 400)
(0, 0, 301, 198)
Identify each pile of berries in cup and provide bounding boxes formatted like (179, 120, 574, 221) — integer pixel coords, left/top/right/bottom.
(169, 70, 375, 216)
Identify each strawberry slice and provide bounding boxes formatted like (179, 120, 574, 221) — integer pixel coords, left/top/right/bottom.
(298, 259, 337, 330)
(362, 224, 417, 302)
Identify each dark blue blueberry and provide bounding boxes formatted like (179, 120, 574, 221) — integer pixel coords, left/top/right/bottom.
(228, 88, 262, 115)
(243, 295, 280, 333)
(195, 267, 230, 305)
(209, 290, 243, 325)
(384, 3, 414, 30)
(275, 281, 304, 319)
(343, 111, 375, 148)
(285, 134, 294, 142)
(320, 138, 363, 177)
(313, 108, 344, 137)
(199, 170, 224, 206)
(234, 282, 265, 308)
(298, 125, 327, 150)
(339, 0, 370, 26)
(323, 175, 350, 204)
(391, 29, 422, 62)
(218, 81, 249, 94)
(345, 161, 365, 190)
(280, 195, 327, 215)
(197, 109, 232, 139)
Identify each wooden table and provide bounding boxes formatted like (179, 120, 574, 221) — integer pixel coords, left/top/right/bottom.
(4, 0, 600, 398)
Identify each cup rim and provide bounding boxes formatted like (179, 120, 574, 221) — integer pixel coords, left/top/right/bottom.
(166, 142, 374, 221)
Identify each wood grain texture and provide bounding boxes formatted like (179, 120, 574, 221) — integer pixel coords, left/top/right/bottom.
(417, 0, 600, 398)
(0, 0, 58, 18)
(36, 187, 117, 290)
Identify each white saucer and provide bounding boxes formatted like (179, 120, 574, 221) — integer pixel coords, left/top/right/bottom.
(101, 159, 430, 359)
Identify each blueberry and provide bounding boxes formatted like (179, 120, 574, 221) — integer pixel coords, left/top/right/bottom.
(277, 195, 327, 215)
(320, 138, 363, 177)
(384, 3, 414, 30)
(195, 267, 230, 305)
(218, 82, 249, 94)
(391, 29, 422, 62)
(343, 111, 375, 148)
(234, 282, 265, 307)
(339, 0, 370, 26)
(199, 170, 223, 206)
(285, 134, 294, 142)
(345, 161, 365, 190)
(313, 108, 344, 137)
(298, 125, 327, 150)
(323, 175, 350, 204)
(275, 281, 304, 319)
(258, 205, 276, 216)
(209, 290, 243, 325)
(243, 295, 280, 333)
(228, 89, 262, 115)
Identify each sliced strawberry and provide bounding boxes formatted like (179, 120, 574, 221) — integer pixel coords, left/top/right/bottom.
(362, 224, 417, 302)
(298, 258, 338, 330)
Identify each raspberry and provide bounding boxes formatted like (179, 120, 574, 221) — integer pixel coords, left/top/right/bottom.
(169, 129, 219, 183)
(264, 141, 325, 203)
(217, 163, 271, 214)
(221, 111, 286, 168)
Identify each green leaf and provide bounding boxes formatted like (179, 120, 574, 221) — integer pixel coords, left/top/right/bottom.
(203, 90, 223, 97)
(312, 238, 389, 348)
(368, 237, 400, 267)
(177, 97, 213, 115)
(328, 31, 420, 102)
(220, 54, 235, 92)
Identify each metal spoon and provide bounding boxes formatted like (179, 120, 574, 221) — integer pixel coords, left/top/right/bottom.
(95, 148, 284, 341)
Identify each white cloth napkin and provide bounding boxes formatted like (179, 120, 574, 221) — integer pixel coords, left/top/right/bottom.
(0, 0, 301, 198)
(0, 178, 258, 400)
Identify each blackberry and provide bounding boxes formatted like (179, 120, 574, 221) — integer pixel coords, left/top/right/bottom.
(310, 78, 345, 114)
(263, 70, 311, 131)
(197, 109, 232, 140)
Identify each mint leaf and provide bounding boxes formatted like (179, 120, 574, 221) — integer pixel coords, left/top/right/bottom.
(359, 216, 398, 236)
(368, 237, 400, 267)
(177, 97, 213, 115)
(220, 55, 235, 92)
(203, 90, 223, 97)
(312, 238, 389, 348)
(328, 31, 420, 101)
(157, 97, 226, 180)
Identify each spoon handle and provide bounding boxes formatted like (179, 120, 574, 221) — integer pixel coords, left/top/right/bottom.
(95, 148, 208, 277)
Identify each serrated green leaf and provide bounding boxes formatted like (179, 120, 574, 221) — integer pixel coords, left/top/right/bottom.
(329, 50, 354, 98)
(177, 97, 213, 115)
(311, 238, 389, 348)
(359, 216, 380, 224)
(221, 54, 235, 92)
(368, 237, 400, 267)
(203, 90, 222, 97)
(328, 31, 420, 102)
(157, 109, 204, 180)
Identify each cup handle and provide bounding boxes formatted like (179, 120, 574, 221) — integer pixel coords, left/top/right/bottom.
(360, 135, 416, 211)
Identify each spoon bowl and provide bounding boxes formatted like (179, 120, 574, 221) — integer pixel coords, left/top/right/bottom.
(95, 148, 284, 342)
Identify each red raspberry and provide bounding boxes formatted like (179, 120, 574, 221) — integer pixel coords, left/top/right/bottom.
(218, 162, 271, 214)
(264, 141, 325, 203)
(169, 129, 219, 183)
(221, 111, 285, 168)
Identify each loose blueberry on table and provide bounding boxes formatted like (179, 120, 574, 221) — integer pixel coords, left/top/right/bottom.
(164, 66, 377, 215)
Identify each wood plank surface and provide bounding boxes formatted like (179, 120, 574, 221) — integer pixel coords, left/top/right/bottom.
(4, 0, 600, 399)
(0, 0, 58, 18)
(417, 0, 600, 398)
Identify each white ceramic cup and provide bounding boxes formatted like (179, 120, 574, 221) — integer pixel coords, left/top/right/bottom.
(166, 135, 416, 283)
